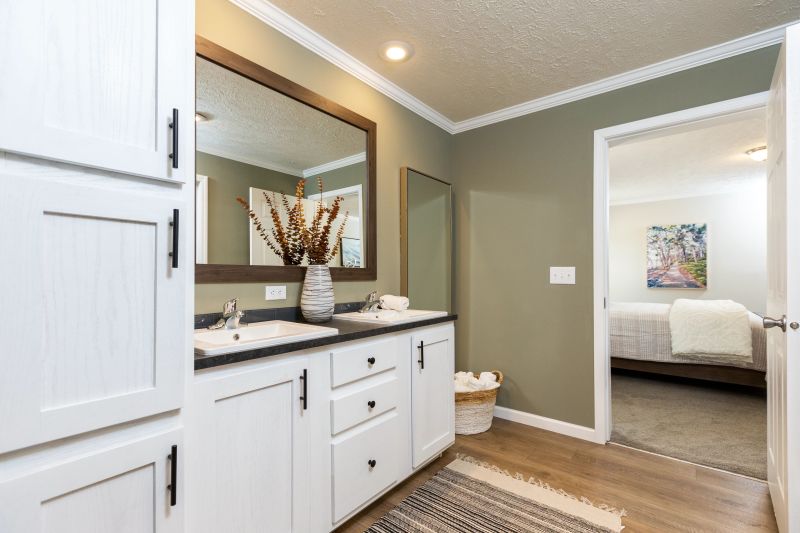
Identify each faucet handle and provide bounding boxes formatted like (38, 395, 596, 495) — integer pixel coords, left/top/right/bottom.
(222, 298, 238, 317)
(365, 291, 378, 302)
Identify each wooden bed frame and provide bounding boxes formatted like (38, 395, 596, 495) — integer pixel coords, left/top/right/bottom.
(611, 357, 766, 388)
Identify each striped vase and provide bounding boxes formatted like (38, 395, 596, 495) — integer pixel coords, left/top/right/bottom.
(301, 265, 334, 322)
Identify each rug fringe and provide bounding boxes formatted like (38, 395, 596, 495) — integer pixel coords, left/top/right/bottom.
(455, 454, 628, 518)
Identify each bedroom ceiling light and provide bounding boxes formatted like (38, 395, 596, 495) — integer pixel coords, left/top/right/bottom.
(379, 41, 414, 63)
(195, 112, 209, 123)
(746, 145, 767, 162)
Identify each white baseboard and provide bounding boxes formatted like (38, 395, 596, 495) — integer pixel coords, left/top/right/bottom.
(493, 406, 604, 444)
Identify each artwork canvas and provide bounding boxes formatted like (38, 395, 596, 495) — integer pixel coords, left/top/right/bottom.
(340, 237, 361, 268)
(646, 223, 707, 288)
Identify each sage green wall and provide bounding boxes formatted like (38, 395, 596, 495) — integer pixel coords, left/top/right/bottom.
(196, 0, 452, 313)
(197, 151, 298, 265)
(451, 46, 780, 427)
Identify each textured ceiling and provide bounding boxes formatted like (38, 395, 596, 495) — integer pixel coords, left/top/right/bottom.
(268, 0, 799, 122)
(196, 57, 365, 174)
(609, 108, 766, 205)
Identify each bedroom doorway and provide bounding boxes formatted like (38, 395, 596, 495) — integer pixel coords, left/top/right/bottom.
(592, 92, 770, 479)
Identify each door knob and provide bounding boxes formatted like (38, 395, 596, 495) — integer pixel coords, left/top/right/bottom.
(763, 315, 787, 332)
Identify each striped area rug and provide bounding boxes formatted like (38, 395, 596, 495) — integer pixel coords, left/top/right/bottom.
(366, 456, 625, 533)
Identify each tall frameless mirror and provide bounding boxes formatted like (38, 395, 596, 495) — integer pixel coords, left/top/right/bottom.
(195, 56, 368, 270)
(401, 168, 453, 312)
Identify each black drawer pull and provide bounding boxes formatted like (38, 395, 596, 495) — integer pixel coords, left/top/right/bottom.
(169, 108, 179, 169)
(169, 209, 179, 268)
(367, 400, 376, 409)
(300, 369, 308, 410)
(367, 356, 376, 366)
(167, 444, 178, 507)
(368, 459, 377, 468)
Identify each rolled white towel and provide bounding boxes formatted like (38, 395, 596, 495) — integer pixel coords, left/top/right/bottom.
(380, 294, 409, 311)
(478, 372, 497, 384)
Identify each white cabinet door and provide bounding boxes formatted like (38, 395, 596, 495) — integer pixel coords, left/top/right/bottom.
(192, 357, 310, 533)
(411, 324, 455, 468)
(0, 428, 182, 533)
(0, 0, 190, 181)
(0, 180, 185, 453)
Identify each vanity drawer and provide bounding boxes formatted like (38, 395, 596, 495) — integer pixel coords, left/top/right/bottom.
(332, 414, 401, 522)
(330, 338, 397, 387)
(331, 377, 399, 435)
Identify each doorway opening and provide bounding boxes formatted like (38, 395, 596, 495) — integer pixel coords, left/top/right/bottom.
(593, 93, 769, 478)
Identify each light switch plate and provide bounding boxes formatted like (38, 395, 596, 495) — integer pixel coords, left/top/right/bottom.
(265, 285, 287, 300)
(550, 266, 576, 285)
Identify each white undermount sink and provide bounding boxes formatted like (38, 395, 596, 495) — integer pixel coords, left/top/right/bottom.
(334, 309, 448, 325)
(194, 320, 338, 356)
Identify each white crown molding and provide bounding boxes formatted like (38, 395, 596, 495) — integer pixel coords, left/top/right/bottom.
(197, 146, 303, 176)
(451, 22, 793, 133)
(302, 152, 366, 178)
(229, 0, 455, 133)
(229, 0, 793, 136)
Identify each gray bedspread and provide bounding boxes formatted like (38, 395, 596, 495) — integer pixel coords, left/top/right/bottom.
(609, 302, 767, 372)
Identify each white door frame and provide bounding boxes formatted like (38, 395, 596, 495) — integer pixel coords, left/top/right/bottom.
(592, 91, 769, 442)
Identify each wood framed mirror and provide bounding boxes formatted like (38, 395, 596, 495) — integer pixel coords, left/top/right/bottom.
(195, 36, 377, 283)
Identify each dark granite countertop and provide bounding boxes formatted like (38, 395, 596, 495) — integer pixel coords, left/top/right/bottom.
(194, 313, 457, 371)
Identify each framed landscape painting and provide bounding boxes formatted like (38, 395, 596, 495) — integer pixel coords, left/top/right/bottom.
(646, 223, 707, 289)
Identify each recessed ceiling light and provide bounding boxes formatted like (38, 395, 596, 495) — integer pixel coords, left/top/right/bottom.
(746, 145, 767, 162)
(195, 112, 209, 123)
(379, 41, 414, 63)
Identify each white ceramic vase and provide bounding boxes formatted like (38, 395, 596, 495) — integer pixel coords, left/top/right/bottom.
(301, 265, 334, 322)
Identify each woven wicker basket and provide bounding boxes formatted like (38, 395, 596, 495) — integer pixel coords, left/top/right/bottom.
(454, 370, 504, 435)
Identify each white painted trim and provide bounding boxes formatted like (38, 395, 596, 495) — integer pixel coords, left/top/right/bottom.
(229, 0, 454, 133)
(195, 175, 209, 264)
(493, 406, 603, 444)
(592, 91, 769, 443)
(228, 0, 791, 135)
(197, 146, 303, 176)
(302, 152, 365, 178)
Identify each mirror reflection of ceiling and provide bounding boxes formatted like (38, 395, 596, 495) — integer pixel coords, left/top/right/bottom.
(267, 0, 798, 122)
(609, 108, 767, 206)
(196, 57, 365, 176)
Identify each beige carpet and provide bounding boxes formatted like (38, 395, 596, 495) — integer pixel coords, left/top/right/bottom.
(611, 372, 766, 479)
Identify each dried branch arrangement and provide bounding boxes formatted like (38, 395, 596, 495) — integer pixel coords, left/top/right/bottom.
(237, 177, 349, 266)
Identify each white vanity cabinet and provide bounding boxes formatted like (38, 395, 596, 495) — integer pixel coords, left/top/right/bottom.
(411, 324, 456, 468)
(0, 0, 192, 181)
(190, 355, 312, 533)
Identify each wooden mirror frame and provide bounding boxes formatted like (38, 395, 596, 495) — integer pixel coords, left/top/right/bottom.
(195, 36, 377, 283)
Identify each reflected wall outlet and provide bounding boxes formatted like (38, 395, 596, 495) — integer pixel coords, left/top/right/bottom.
(265, 285, 287, 300)
(550, 266, 576, 285)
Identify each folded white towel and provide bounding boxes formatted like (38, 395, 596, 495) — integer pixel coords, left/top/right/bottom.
(380, 294, 409, 311)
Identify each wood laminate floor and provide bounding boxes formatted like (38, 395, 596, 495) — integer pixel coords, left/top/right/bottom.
(335, 418, 777, 533)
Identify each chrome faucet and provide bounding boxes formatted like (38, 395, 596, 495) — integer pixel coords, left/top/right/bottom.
(359, 291, 381, 313)
(208, 298, 246, 330)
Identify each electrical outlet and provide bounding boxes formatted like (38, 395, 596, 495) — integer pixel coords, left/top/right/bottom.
(549, 266, 576, 285)
(265, 285, 287, 300)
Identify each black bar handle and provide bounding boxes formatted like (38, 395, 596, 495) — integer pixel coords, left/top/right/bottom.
(168, 444, 178, 507)
(170, 209, 179, 268)
(169, 108, 179, 169)
(300, 369, 308, 410)
(418, 341, 425, 370)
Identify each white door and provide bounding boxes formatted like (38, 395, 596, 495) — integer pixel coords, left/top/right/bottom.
(0, 0, 189, 181)
(765, 23, 800, 533)
(192, 358, 310, 533)
(0, 429, 183, 533)
(0, 180, 185, 453)
(411, 324, 455, 468)
(248, 186, 320, 266)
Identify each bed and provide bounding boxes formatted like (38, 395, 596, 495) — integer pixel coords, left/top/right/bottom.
(610, 302, 767, 387)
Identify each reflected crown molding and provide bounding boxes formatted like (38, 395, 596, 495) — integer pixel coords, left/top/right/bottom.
(197, 146, 303, 176)
(302, 152, 366, 178)
(229, 0, 791, 135)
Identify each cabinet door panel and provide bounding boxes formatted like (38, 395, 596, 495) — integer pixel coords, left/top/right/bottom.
(0, 429, 182, 533)
(411, 325, 455, 468)
(0, 0, 188, 181)
(193, 358, 309, 533)
(0, 180, 185, 453)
